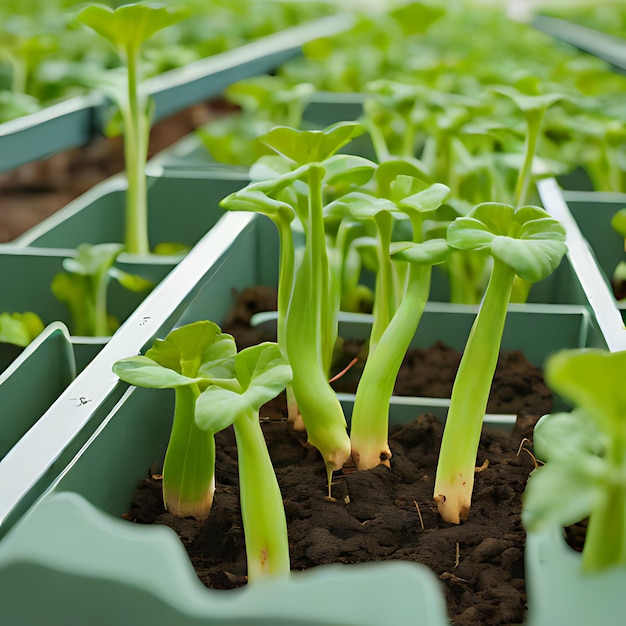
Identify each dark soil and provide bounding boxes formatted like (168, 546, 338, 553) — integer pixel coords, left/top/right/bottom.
(124, 286, 553, 626)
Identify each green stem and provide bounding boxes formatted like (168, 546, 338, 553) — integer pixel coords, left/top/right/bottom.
(123, 49, 150, 255)
(514, 108, 543, 208)
(285, 166, 350, 478)
(351, 263, 430, 470)
(162, 385, 216, 520)
(233, 407, 290, 582)
(92, 270, 111, 337)
(434, 259, 515, 523)
(370, 212, 395, 353)
(582, 442, 626, 571)
(275, 219, 298, 424)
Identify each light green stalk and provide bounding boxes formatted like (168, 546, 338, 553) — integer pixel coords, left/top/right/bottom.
(433, 259, 514, 523)
(286, 164, 350, 479)
(234, 407, 290, 582)
(350, 262, 431, 469)
(163, 384, 216, 518)
(121, 47, 150, 254)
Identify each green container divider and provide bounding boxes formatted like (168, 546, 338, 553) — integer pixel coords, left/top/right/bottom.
(539, 178, 626, 351)
(531, 15, 626, 73)
(0, 322, 75, 460)
(0, 385, 447, 626)
(9, 171, 248, 250)
(0, 248, 172, 344)
(561, 190, 626, 288)
(525, 527, 626, 626)
(0, 94, 101, 173)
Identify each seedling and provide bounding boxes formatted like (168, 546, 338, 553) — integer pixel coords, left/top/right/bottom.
(0, 312, 44, 347)
(224, 122, 376, 480)
(77, 2, 186, 254)
(523, 349, 626, 572)
(433, 202, 567, 524)
(326, 175, 450, 470)
(113, 321, 238, 520)
(113, 322, 292, 581)
(51, 243, 152, 337)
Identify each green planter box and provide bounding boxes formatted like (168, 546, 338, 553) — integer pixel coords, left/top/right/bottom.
(0, 15, 354, 173)
(0, 322, 75, 460)
(0, 208, 608, 534)
(9, 171, 248, 251)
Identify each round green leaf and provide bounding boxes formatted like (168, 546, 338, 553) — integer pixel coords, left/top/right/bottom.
(113, 356, 203, 388)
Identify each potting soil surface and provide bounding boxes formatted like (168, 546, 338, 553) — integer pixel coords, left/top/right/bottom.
(124, 286, 551, 626)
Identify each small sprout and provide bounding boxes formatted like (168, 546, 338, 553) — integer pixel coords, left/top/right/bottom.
(52, 243, 152, 337)
(0, 312, 44, 347)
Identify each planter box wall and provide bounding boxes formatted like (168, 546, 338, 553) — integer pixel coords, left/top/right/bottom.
(0, 322, 75, 460)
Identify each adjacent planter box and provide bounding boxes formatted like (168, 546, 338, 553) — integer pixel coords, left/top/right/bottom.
(8, 170, 248, 252)
(538, 178, 626, 351)
(0, 322, 75, 460)
(0, 15, 354, 173)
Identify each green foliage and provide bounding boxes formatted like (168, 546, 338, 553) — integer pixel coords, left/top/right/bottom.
(51, 243, 152, 336)
(0, 311, 44, 347)
(523, 349, 626, 572)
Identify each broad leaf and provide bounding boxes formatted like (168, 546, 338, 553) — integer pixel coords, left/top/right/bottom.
(195, 343, 292, 433)
(390, 238, 450, 266)
(78, 3, 187, 56)
(108, 267, 153, 293)
(113, 355, 205, 388)
(220, 189, 295, 224)
(447, 202, 567, 282)
(260, 122, 363, 165)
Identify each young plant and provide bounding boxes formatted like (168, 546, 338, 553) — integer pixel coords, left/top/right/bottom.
(114, 323, 292, 581)
(326, 176, 450, 470)
(77, 3, 186, 254)
(112, 321, 237, 520)
(433, 202, 567, 524)
(231, 122, 376, 480)
(522, 349, 626, 572)
(195, 341, 292, 582)
(0, 312, 44, 347)
(51, 243, 152, 337)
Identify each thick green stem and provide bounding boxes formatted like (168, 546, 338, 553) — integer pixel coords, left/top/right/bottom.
(370, 213, 395, 353)
(351, 264, 430, 470)
(285, 166, 350, 477)
(434, 259, 515, 523)
(123, 49, 150, 255)
(275, 219, 299, 425)
(92, 270, 111, 337)
(233, 407, 290, 582)
(582, 442, 626, 571)
(162, 385, 216, 520)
